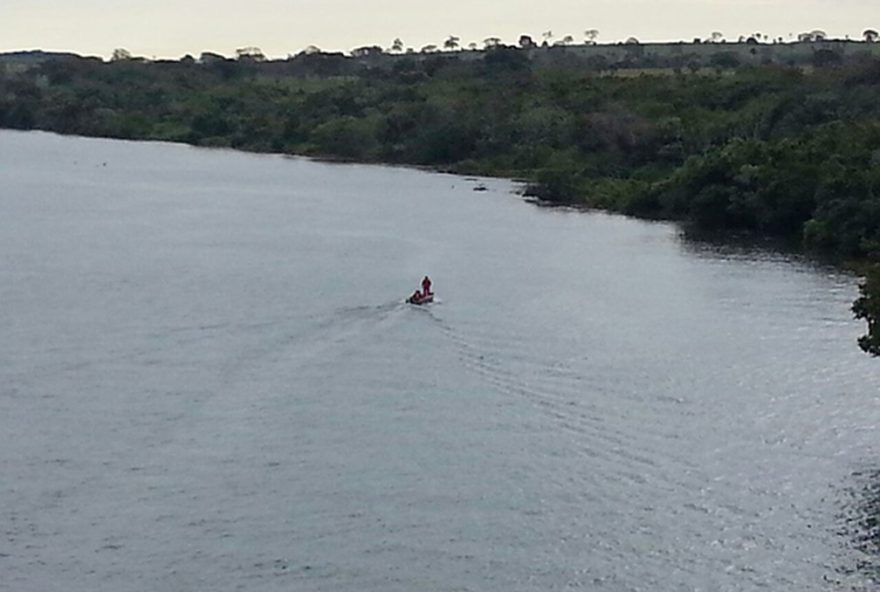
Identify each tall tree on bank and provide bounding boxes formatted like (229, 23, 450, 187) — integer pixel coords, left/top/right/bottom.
(111, 48, 132, 61)
(444, 36, 460, 51)
(519, 35, 536, 48)
(236, 47, 265, 61)
(853, 267, 880, 356)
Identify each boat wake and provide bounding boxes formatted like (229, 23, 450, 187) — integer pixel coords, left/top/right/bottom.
(421, 310, 701, 496)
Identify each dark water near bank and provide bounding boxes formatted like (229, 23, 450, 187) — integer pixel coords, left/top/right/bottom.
(1, 130, 879, 591)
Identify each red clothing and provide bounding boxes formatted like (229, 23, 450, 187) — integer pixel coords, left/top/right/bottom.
(421, 276, 432, 295)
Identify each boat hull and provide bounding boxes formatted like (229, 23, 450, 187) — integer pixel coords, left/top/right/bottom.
(406, 293, 434, 305)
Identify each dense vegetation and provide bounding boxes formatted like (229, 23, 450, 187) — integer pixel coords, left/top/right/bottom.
(2, 49, 879, 353)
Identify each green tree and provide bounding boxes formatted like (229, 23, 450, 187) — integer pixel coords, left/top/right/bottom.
(111, 48, 132, 61)
(235, 47, 266, 61)
(853, 266, 880, 356)
(309, 115, 379, 160)
(350, 46, 383, 58)
(518, 35, 536, 48)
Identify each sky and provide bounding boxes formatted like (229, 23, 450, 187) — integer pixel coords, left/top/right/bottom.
(2, 0, 878, 60)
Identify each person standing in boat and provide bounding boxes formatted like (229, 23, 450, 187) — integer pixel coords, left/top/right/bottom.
(421, 276, 432, 296)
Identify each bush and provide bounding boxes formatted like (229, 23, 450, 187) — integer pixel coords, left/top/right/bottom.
(853, 266, 880, 356)
(309, 116, 379, 160)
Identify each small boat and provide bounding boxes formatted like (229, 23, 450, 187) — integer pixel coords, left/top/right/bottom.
(406, 292, 434, 305)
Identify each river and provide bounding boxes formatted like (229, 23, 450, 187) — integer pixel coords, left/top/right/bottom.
(1, 130, 879, 591)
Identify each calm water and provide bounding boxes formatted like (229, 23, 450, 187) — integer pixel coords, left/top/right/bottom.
(1, 130, 879, 591)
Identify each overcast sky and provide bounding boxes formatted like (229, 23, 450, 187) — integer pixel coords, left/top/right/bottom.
(3, 0, 877, 59)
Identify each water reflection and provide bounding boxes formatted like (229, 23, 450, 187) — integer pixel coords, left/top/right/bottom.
(679, 226, 808, 260)
(838, 470, 880, 587)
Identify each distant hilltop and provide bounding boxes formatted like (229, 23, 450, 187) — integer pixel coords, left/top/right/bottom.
(365, 39, 880, 71)
(0, 50, 92, 63)
(2, 39, 880, 72)
(0, 50, 99, 74)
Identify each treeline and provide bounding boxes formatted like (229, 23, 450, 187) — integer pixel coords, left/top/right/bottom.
(1, 50, 879, 353)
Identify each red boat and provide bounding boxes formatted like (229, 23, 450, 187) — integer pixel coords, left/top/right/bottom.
(406, 291, 434, 305)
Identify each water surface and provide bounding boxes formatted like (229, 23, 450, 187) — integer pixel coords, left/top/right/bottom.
(1, 131, 879, 591)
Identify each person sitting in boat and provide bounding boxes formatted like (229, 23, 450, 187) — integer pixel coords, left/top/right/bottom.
(421, 276, 432, 296)
(410, 289, 423, 303)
